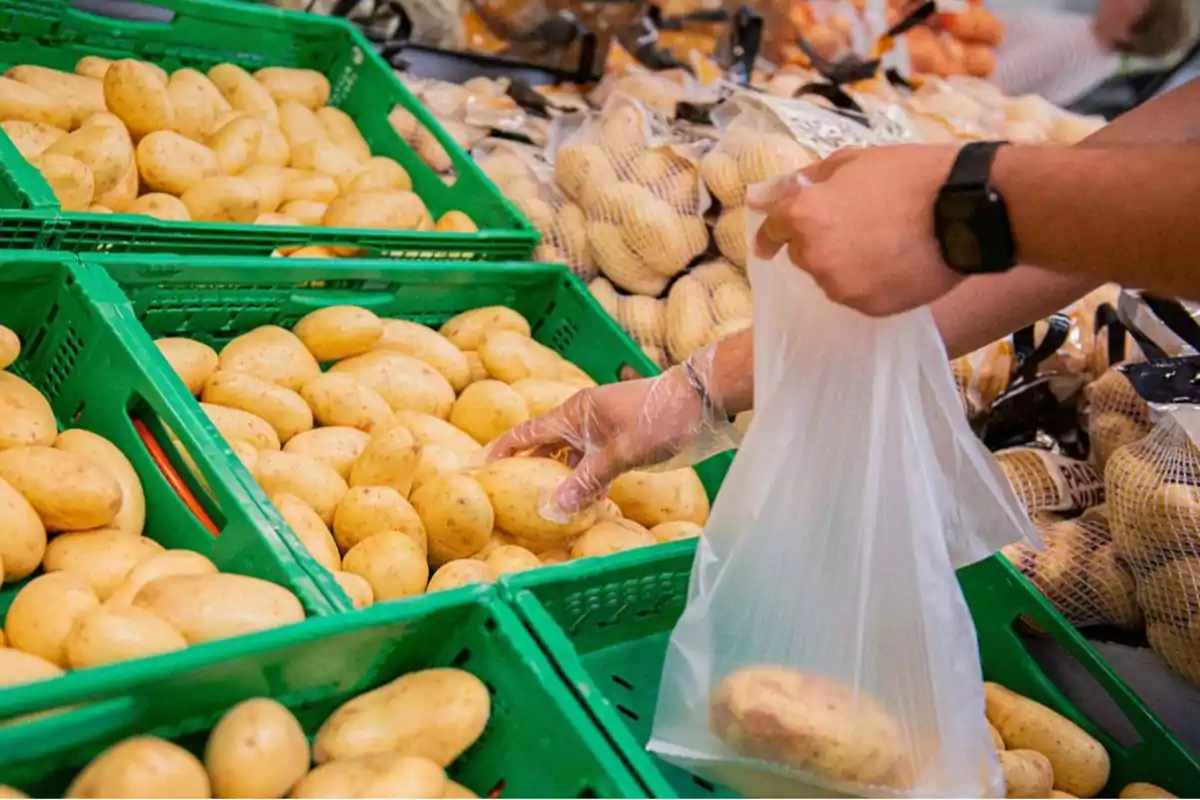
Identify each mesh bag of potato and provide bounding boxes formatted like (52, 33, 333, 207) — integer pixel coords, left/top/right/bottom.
(647, 191, 1033, 797)
(552, 94, 710, 296)
(474, 140, 594, 280)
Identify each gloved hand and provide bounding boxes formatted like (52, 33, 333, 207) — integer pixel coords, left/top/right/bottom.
(488, 345, 741, 516)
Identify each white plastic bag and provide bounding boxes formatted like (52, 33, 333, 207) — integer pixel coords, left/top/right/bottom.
(646, 189, 1036, 798)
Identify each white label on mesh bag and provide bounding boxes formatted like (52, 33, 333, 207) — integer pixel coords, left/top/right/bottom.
(998, 447, 1105, 513)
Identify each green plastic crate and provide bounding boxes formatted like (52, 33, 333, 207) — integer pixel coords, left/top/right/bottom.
(0, 586, 647, 798)
(502, 542, 1200, 798)
(0, 0, 537, 260)
(86, 253, 732, 610)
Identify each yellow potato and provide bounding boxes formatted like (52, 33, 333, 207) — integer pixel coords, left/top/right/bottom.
(411, 474, 494, 566)
(475, 458, 597, 546)
(203, 369, 313, 443)
(571, 519, 656, 559)
(53, 428, 146, 536)
(284, 426, 371, 480)
(166, 70, 221, 141)
(170, 68, 231, 114)
(272, 492, 342, 573)
(1120, 782, 1177, 798)
(464, 351, 488, 385)
(255, 450, 349, 525)
(540, 549, 569, 565)
(334, 569, 374, 608)
(294, 305, 383, 362)
(43, 528, 162, 602)
(291, 754, 445, 799)
(127, 193, 191, 222)
(323, 190, 431, 230)
(95, 153, 138, 211)
(240, 164, 288, 213)
(32, 153, 94, 211)
(205, 697, 310, 800)
(330, 351, 455, 419)
(201, 402, 281, 451)
(0, 475, 46, 581)
(0, 445, 122, 531)
(375, 320, 471, 392)
(103, 59, 174, 138)
(478, 331, 567, 384)
(0, 371, 57, 450)
(313, 668, 489, 765)
(42, 123, 132, 197)
(134, 573, 304, 643)
(277, 100, 327, 152)
(348, 425, 422, 498)
(279, 199, 327, 225)
(300, 373, 393, 434)
(0, 76, 70, 129)
(344, 156, 412, 194)
(1, 120, 65, 159)
(427, 559, 496, 592)
(483, 544, 541, 575)
(181, 175, 264, 223)
(155, 337, 219, 395)
(989, 721, 1005, 751)
(256, 122, 291, 167)
(510, 379, 577, 417)
(343, 531, 429, 601)
(609, 468, 710, 528)
(439, 307, 531, 351)
(393, 411, 483, 458)
(74, 56, 112, 81)
(0, 648, 62, 690)
(209, 63, 279, 125)
(316, 106, 371, 162)
(64, 605, 188, 669)
(136, 130, 220, 194)
(254, 67, 330, 110)
(333, 484, 426, 553)
(208, 115, 262, 175)
(105, 549, 218, 608)
(290, 138, 363, 191)
(450, 381, 530, 445)
(435, 211, 478, 233)
(67, 737, 211, 799)
(282, 171, 339, 205)
(7, 65, 104, 128)
(6, 572, 100, 666)
(410, 445, 469, 496)
(443, 780, 479, 798)
(218, 325, 321, 391)
(999, 750, 1055, 798)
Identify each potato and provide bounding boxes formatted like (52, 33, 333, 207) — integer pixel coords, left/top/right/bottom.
(345, 156, 412, 195)
(32, 153, 94, 211)
(295, 376, 387, 436)
(450, 381, 529, 445)
(253, 67, 330, 110)
(1120, 783, 1177, 798)
(218, 325, 321, 391)
(0, 475, 46, 582)
(348, 425, 422, 497)
(323, 189, 430, 230)
(710, 665, 908, 788)
(571, 519, 656, 559)
(999, 750, 1055, 798)
(134, 573, 304, 643)
(284, 426, 370, 480)
(0, 445, 122, 531)
(6, 572, 100, 667)
(985, 682, 1110, 797)
(290, 138, 363, 191)
(181, 176, 264, 223)
(134, 130, 219, 195)
(1, 120, 65, 159)
(240, 164, 288, 213)
(343, 531, 428, 601)
(609, 468, 710, 528)
(651, 520, 702, 543)
(209, 63, 279, 125)
(0, 372, 56, 451)
(66, 737, 211, 799)
(208, 115, 262, 176)
(166, 69, 224, 141)
(44, 529, 163, 600)
(205, 697, 310, 799)
(988, 721, 1005, 751)
(316, 106, 370, 162)
(103, 59, 174, 138)
(201, 402, 281, 451)
(105, 549, 218, 608)
(1049, 791, 1078, 799)
(334, 570, 374, 608)
(410, 445, 469, 495)
(0, 648, 62, 689)
(394, 411, 483, 458)
(282, 171, 339, 205)
(277, 100, 327, 152)
(128, 193, 192, 221)
(95, 153, 138, 211)
(434, 211, 478, 233)
(375, 320, 471, 392)
(292, 754, 445, 799)
(294, 305, 382, 362)
(41, 122, 132, 198)
(464, 351, 488, 385)
(279, 199, 328, 225)
(510, 379, 577, 417)
(540, 549, 569, 565)
(333, 485, 425, 553)
(255, 451, 348, 526)
(155, 337, 219, 395)
(0, 76, 71, 129)
(411, 474, 494, 566)
(203, 370, 313, 443)
(256, 123, 291, 167)
(330, 352, 455, 419)
(313, 667, 489, 765)
(475, 458, 597, 546)
(483, 544, 540, 575)
(478, 331, 567, 384)
(64, 605, 187, 669)
(54, 428, 146, 536)
(443, 780, 478, 798)
(75, 56, 112, 81)
(427, 559, 496, 592)
(439, 307, 531, 351)
(272, 492, 342, 573)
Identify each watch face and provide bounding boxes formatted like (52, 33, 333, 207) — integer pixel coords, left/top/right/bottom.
(944, 220, 981, 271)
(935, 187, 1015, 274)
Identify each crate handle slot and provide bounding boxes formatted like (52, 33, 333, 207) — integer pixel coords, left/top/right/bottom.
(70, 0, 176, 24)
(132, 413, 219, 536)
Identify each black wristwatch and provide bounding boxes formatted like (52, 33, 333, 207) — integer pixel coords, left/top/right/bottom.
(934, 141, 1018, 275)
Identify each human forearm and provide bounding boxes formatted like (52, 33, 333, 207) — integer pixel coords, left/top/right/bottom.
(700, 328, 754, 416)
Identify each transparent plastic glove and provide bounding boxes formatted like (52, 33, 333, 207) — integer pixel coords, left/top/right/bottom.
(488, 346, 742, 519)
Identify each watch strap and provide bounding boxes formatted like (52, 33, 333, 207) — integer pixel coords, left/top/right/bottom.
(944, 140, 1008, 191)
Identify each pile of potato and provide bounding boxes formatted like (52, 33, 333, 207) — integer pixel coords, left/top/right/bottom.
(0, 57, 479, 236)
(154, 302, 708, 607)
(0, 667, 489, 798)
(0, 326, 304, 691)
